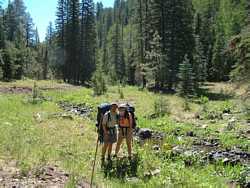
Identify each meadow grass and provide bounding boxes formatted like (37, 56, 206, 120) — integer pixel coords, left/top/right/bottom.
(0, 80, 249, 187)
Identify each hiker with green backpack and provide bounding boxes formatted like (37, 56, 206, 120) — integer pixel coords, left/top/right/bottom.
(101, 102, 119, 163)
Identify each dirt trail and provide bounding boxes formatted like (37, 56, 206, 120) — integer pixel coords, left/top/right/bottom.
(0, 160, 91, 188)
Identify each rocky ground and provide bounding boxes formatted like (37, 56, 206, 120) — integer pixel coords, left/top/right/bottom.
(0, 160, 91, 188)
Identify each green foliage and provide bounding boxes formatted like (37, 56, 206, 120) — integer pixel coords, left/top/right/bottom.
(145, 31, 164, 89)
(199, 95, 209, 113)
(178, 55, 195, 96)
(154, 95, 170, 117)
(0, 81, 249, 187)
(183, 98, 191, 112)
(230, 26, 250, 82)
(91, 68, 107, 96)
(199, 95, 209, 105)
(118, 85, 124, 99)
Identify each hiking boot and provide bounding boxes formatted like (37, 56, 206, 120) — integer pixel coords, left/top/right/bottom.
(107, 155, 112, 161)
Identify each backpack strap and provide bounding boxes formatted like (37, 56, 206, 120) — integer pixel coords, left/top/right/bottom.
(107, 111, 111, 122)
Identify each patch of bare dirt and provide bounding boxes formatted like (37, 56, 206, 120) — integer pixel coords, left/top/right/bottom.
(0, 161, 91, 188)
(0, 86, 32, 94)
(0, 84, 81, 94)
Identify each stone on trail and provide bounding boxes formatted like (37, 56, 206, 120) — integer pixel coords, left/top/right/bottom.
(126, 177, 140, 183)
(186, 131, 195, 137)
(137, 128, 152, 140)
(150, 169, 161, 176)
(226, 117, 237, 131)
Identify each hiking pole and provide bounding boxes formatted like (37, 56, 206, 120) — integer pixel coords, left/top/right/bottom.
(91, 135, 99, 188)
(91, 115, 103, 188)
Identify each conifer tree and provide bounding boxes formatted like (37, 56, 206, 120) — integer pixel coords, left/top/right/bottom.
(80, 0, 97, 83)
(55, 0, 66, 80)
(64, 0, 80, 83)
(178, 55, 195, 96)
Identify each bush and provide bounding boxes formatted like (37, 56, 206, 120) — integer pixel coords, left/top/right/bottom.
(183, 97, 191, 111)
(118, 85, 124, 99)
(91, 68, 107, 96)
(154, 96, 170, 117)
(30, 82, 44, 104)
(199, 95, 209, 112)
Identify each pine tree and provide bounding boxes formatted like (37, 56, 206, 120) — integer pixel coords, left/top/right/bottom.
(178, 55, 195, 96)
(163, 0, 195, 90)
(0, 6, 4, 49)
(80, 0, 97, 83)
(109, 22, 125, 82)
(4, 1, 16, 41)
(25, 12, 34, 47)
(211, 30, 226, 81)
(34, 27, 40, 46)
(64, 0, 80, 84)
(247, 0, 250, 25)
(193, 34, 207, 86)
(145, 31, 163, 89)
(55, 0, 66, 48)
(55, 0, 66, 80)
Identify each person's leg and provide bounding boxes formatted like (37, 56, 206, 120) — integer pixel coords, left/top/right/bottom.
(102, 143, 108, 158)
(107, 143, 113, 159)
(115, 132, 123, 156)
(126, 133, 132, 158)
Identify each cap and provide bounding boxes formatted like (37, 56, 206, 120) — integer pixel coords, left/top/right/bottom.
(118, 103, 127, 109)
(111, 102, 118, 106)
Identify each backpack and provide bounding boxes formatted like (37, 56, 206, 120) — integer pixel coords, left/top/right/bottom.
(96, 103, 111, 143)
(126, 104, 137, 129)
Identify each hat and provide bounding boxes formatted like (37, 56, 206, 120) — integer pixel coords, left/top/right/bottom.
(118, 103, 127, 109)
(111, 102, 118, 106)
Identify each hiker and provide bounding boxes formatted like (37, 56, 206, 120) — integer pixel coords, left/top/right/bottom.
(101, 102, 119, 162)
(115, 104, 133, 159)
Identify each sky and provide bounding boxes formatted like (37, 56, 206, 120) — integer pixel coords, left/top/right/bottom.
(2, 0, 114, 41)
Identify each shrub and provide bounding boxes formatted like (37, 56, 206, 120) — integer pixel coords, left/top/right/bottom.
(154, 96, 170, 117)
(30, 82, 44, 104)
(118, 85, 124, 99)
(199, 95, 209, 112)
(91, 68, 107, 96)
(183, 97, 191, 111)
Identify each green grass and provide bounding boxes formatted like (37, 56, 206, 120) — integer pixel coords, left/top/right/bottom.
(0, 80, 249, 187)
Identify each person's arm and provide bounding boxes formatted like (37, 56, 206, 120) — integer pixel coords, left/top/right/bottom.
(129, 113, 133, 129)
(102, 114, 108, 135)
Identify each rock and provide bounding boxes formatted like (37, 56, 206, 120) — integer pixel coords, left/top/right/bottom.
(206, 149, 249, 165)
(143, 171, 151, 179)
(34, 113, 43, 123)
(227, 117, 237, 130)
(201, 124, 208, 129)
(126, 177, 139, 183)
(210, 120, 216, 124)
(223, 109, 231, 114)
(150, 169, 161, 176)
(153, 145, 160, 151)
(137, 128, 152, 140)
(186, 131, 195, 137)
(194, 113, 200, 119)
(172, 146, 184, 154)
(222, 158, 230, 165)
